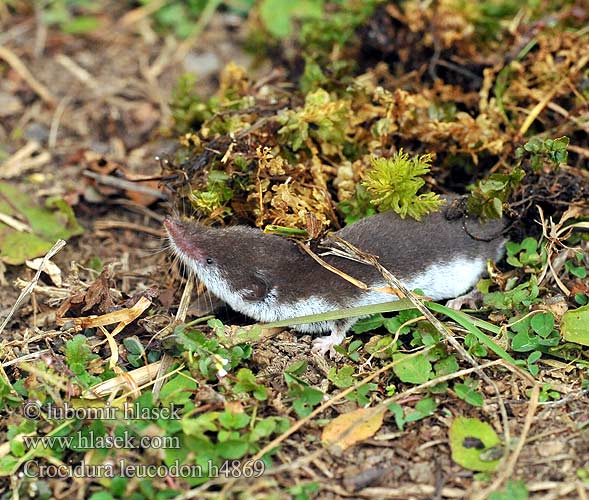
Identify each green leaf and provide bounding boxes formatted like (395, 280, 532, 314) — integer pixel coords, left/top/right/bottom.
(217, 440, 249, 459)
(492, 197, 503, 217)
(435, 355, 459, 376)
(530, 312, 554, 337)
(291, 385, 324, 417)
(259, 0, 323, 38)
(106, 476, 127, 497)
(0, 455, 20, 476)
(511, 331, 538, 352)
(285, 360, 307, 376)
(527, 350, 542, 364)
(88, 493, 117, 500)
(405, 397, 437, 423)
(62, 15, 100, 34)
(234, 368, 268, 401)
(488, 480, 528, 500)
(392, 353, 432, 384)
(352, 314, 384, 333)
(526, 351, 541, 376)
(524, 138, 542, 153)
(328, 365, 355, 389)
(480, 179, 507, 193)
(455, 382, 484, 407)
(159, 373, 198, 407)
(505, 241, 522, 255)
(250, 418, 277, 440)
(65, 335, 97, 375)
(565, 260, 587, 278)
(388, 402, 406, 430)
(182, 412, 219, 438)
(552, 136, 570, 150)
(0, 182, 83, 265)
(219, 411, 250, 430)
(520, 237, 537, 253)
(449, 417, 501, 471)
(561, 304, 589, 346)
(354, 383, 377, 405)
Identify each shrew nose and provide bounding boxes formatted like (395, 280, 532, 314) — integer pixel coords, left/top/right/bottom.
(163, 217, 181, 232)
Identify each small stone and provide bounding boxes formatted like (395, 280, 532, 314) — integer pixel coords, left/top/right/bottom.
(537, 441, 565, 457)
(408, 461, 432, 483)
(183, 51, 221, 79)
(0, 92, 23, 116)
(24, 123, 49, 143)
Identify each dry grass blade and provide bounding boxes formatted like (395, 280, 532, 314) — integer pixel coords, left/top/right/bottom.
(0, 239, 66, 336)
(299, 241, 404, 296)
(0, 45, 56, 105)
(537, 204, 589, 295)
(153, 271, 195, 400)
(0, 141, 51, 179)
(55, 295, 152, 333)
(82, 360, 163, 399)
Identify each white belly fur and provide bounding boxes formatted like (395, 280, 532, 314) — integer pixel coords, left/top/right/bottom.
(186, 252, 486, 334)
(290, 256, 487, 333)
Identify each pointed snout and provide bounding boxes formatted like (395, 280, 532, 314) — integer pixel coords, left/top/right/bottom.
(163, 217, 187, 245)
(163, 217, 204, 262)
(163, 217, 181, 234)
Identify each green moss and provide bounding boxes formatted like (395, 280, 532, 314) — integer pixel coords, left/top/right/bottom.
(363, 151, 443, 220)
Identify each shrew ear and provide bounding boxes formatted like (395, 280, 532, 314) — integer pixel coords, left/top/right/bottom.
(242, 272, 270, 301)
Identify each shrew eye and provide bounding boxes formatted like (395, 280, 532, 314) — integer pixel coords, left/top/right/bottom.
(206, 257, 214, 264)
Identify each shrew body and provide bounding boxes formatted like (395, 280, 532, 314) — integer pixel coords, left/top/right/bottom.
(164, 197, 506, 355)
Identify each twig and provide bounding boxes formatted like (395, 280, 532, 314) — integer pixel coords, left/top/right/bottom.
(0, 239, 66, 336)
(56, 54, 101, 92)
(82, 170, 167, 199)
(48, 95, 72, 149)
(94, 220, 164, 238)
(1, 349, 50, 368)
(118, 0, 167, 27)
(0, 45, 56, 106)
(0, 213, 32, 232)
(0, 141, 51, 179)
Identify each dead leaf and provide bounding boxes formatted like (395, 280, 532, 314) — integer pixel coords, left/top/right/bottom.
(321, 407, 385, 451)
(537, 295, 568, 320)
(25, 258, 62, 286)
(82, 268, 115, 313)
(56, 295, 152, 334)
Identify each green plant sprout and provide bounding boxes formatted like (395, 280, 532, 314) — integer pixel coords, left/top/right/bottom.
(363, 150, 443, 221)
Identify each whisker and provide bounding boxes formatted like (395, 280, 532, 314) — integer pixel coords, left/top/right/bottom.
(206, 288, 214, 315)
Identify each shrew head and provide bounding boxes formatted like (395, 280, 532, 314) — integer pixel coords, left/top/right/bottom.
(164, 218, 302, 304)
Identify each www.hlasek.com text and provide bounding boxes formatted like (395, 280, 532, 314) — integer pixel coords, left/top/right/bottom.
(23, 431, 180, 450)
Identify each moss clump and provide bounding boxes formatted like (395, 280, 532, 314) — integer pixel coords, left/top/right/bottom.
(165, 2, 588, 234)
(363, 151, 443, 221)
